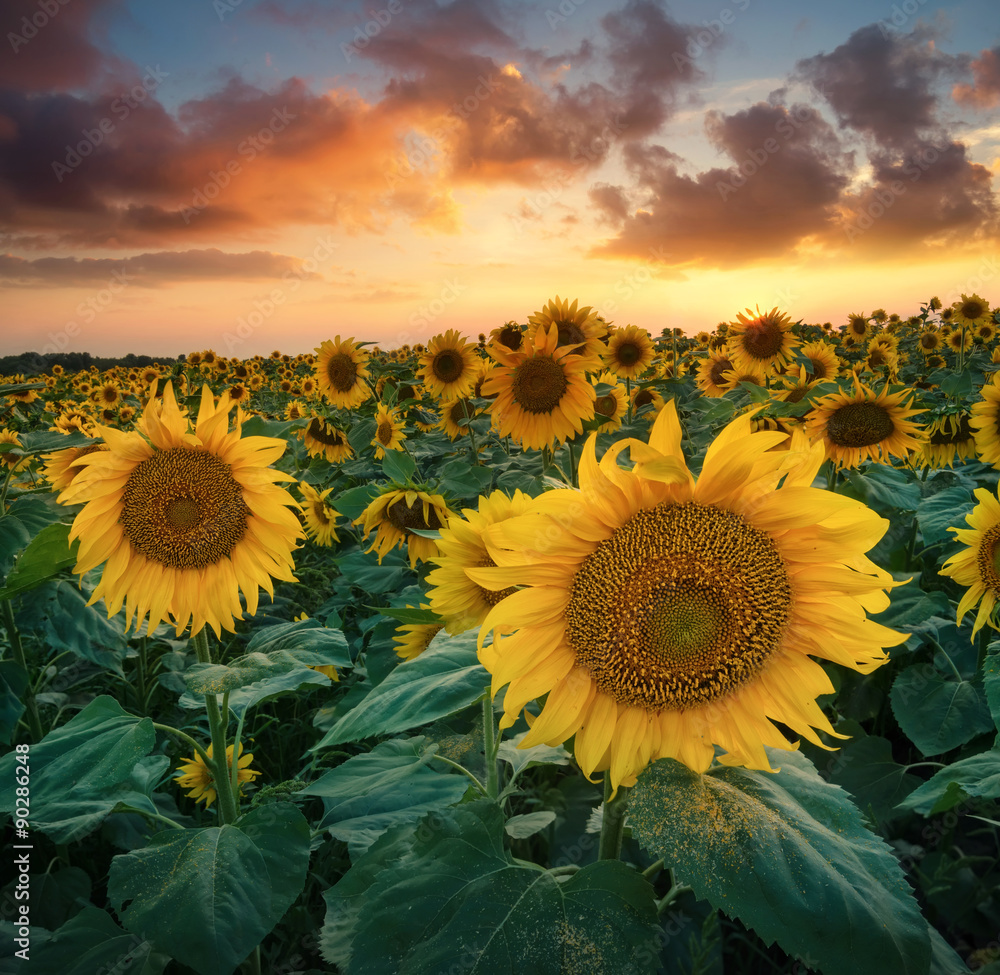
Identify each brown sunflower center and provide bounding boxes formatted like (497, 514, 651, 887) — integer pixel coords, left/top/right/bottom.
(376, 420, 394, 446)
(978, 526, 1000, 596)
(565, 501, 790, 711)
(448, 400, 473, 424)
(961, 298, 987, 320)
(848, 317, 868, 336)
(809, 358, 829, 379)
(615, 341, 642, 366)
(120, 448, 250, 569)
(740, 320, 785, 360)
(929, 415, 972, 445)
(708, 358, 733, 386)
(555, 321, 586, 350)
(432, 350, 465, 384)
(633, 389, 655, 409)
(868, 347, 889, 367)
(919, 333, 937, 350)
(476, 556, 516, 607)
(498, 326, 523, 350)
(326, 352, 359, 392)
(826, 402, 895, 448)
(595, 394, 619, 418)
(511, 357, 568, 414)
(312, 501, 333, 525)
(306, 418, 346, 446)
(386, 497, 444, 534)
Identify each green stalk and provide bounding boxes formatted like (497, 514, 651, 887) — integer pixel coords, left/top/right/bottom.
(3, 599, 44, 741)
(598, 773, 629, 861)
(152, 723, 214, 768)
(190, 628, 239, 825)
(482, 692, 499, 800)
(462, 401, 480, 465)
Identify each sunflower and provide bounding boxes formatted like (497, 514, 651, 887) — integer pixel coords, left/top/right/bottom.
(425, 489, 533, 634)
(630, 385, 666, 420)
(439, 398, 478, 440)
(41, 442, 107, 491)
(845, 313, 870, 341)
(58, 383, 302, 638)
(727, 306, 797, 374)
(417, 329, 478, 402)
(301, 417, 353, 463)
(947, 329, 972, 354)
(285, 400, 309, 421)
(603, 325, 655, 379)
(174, 742, 260, 808)
(470, 402, 904, 792)
(798, 340, 840, 381)
(804, 380, 925, 469)
(527, 296, 607, 371)
(917, 412, 976, 469)
(917, 329, 941, 355)
(863, 342, 899, 377)
(952, 293, 991, 328)
(355, 486, 451, 568)
(315, 336, 371, 408)
(940, 487, 1000, 637)
(371, 403, 406, 459)
(0, 429, 28, 472)
(483, 324, 595, 449)
(298, 482, 340, 546)
(392, 606, 445, 660)
(970, 375, 1000, 465)
(975, 322, 997, 344)
(926, 354, 947, 370)
(592, 373, 628, 432)
(695, 350, 736, 398)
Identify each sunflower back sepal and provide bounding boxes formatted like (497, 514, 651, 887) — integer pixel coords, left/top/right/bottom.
(628, 749, 935, 975)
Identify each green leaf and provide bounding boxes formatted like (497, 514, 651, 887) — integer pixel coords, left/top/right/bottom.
(896, 749, 1000, 815)
(312, 630, 489, 750)
(0, 696, 154, 842)
(890, 665, 994, 756)
(333, 484, 379, 521)
(497, 730, 571, 779)
(504, 811, 556, 838)
(842, 465, 921, 513)
(381, 448, 416, 483)
(108, 803, 310, 975)
(334, 549, 408, 594)
(916, 486, 976, 546)
(0, 513, 31, 575)
(826, 736, 921, 824)
(365, 604, 442, 625)
(628, 749, 932, 975)
(14, 431, 95, 455)
(939, 371, 974, 400)
(436, 459, 494, 498)
(6, 491, 69, 533)
(347, 418, 378, 455)
(0, 523, 78, 601)
(984, 643, 1000, 732)
(320, 801, 661, 974)
(246, 618, 351, 663)
(301, 737, 469, 857)
(0, 660, 28, 745)
(25, 905, 170, 975)
(872, 583, 953, 634)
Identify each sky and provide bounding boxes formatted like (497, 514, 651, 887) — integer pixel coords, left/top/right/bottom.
(0, 0, 998, 358)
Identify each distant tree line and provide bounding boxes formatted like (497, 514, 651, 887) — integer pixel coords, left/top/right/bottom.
(0, 351, 184, 377)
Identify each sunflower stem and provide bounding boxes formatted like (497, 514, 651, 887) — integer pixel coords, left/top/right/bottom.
(429, 753, 488, 795)
(977, 625, 992, 675)
(625, 377, 633, 424)
(463, 400, 480, 464)
(567, 438, 579, 487)
(641, 858, 665, 880)
(152, 722, 214, 768)
(3, 599, 44, 742)
(482, 692, 499, 800)
(598, 773, 629, 861)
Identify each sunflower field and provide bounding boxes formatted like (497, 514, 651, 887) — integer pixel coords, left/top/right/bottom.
(2, 294, 1000, 975)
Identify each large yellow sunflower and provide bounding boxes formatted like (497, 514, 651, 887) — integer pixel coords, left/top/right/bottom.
(527, 296, 607, 371)
(417, 329, 478, 402)
(355, 486, 451, 568)
(58, 383, 302, 638)
(425, 489, 533, 634)
(970, 375, 1000, 465)
(592, 372, 628, 432)
(42, 443, 107, 491)
(483, 324, 595, 449)
(469, 402, 904, 792)
(798, 340, 840, 381)
(804, 380, 925, 469)
(315, 336, 371, 408)
(727, 306, 798, 374)
(300, 417, 354, 463)
(438, 398, 478, 441)
(844, 312, 870, 341)
(371, 404, 406, 459)
(298, 482, 340, 546)
(695, 350, 736, 398)
(917, 329, 941, 355)
(603, 325, 655, 380)
(175, 742, 260, 808)
(952, 293, 991, 329)
(940, 487, 1000, 636)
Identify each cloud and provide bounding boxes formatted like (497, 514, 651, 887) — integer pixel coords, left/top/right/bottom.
(953, 46, 1000, 109)
(0, 247, 321, 287)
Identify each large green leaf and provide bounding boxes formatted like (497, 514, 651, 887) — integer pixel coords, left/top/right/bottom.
(825, 736, 922, 825)
(108, 803, 310, 975)
(896, 749, 1000, 815)
(0, 513, 31, 575)
(312, 630, 489, 750)
(321, 801, 661, 974)
(0, 523, 78, 601)
(916, 486, 977, 546)
(300, 737, 469, 857)
(984, 643, 1000, 732)
(0, 660, 27, 745)
(842, 465, 921, 513)
(628, 749, 932, 975)
(22, 905, 170, 975)
(245, 618, 351, 661)
(0, 696, 154, 842)
(13, 431, 95, 455)
(890, 665, 994, 756)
